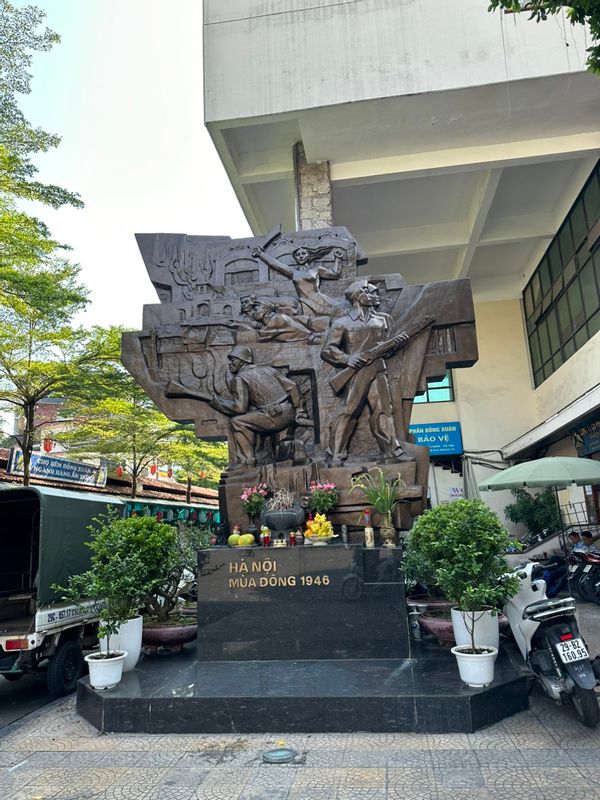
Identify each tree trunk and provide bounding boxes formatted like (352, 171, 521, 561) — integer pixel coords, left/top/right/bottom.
(186, 474, 192, 505)
(131, 471, 137, 499)
(21, 401, 36, 487)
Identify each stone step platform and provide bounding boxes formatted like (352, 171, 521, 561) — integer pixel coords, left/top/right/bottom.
(76, 642, 528, 734)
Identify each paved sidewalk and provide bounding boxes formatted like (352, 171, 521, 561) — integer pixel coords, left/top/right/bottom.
(1, 688, 600, 800)
(0, 600, 598, 800)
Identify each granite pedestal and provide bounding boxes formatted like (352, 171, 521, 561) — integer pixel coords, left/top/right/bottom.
(77, 545, 529, 733)
(196, 545, 409, 661)
(76, 641, 528, 733)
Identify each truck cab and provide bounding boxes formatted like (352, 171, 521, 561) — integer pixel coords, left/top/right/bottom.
(0, 486, 124, 695)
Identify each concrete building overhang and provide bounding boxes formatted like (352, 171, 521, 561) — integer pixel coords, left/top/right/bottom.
(502, 384, 600, 460)
(206, 72, 600, 303)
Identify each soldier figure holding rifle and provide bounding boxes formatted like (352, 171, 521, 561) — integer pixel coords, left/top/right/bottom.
(166, 345, 309, 467)
(321, 280, 433, 465)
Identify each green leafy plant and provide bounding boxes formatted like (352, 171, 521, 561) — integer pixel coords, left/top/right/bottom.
(308, 481, 339, 515)
(144, 522, 211, 624)
(504, 488, 561, 539)
(166, 428, 228, 497)
(56, 512, 177, 656)
(0, 2, 83, 287)
(404, 500, 520, 650)
(349, 468, 405, 516)
(59, 349, 181, 499)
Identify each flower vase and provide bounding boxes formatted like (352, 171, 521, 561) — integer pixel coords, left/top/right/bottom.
(379, 511, 396, 548)
(247, 516, 260, 541)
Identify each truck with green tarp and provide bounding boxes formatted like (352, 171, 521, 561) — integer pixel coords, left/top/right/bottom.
(0, 486, 125, 695)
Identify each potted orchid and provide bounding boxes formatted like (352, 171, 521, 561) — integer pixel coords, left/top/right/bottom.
(350, 467, 405, 546)
(308, 481, 339, 515)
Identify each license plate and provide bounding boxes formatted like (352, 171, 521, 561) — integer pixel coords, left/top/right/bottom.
(583, 564, 593, 573)
(556, 638, 589, 663)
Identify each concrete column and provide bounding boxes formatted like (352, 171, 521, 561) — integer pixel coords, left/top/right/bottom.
(293, 142, 333, 231)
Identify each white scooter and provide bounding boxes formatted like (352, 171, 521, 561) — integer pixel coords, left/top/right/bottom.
(504, 562, 600, 727)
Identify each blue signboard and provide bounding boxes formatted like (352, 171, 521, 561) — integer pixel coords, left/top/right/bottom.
(572, 418, 600, 457)
(7, 449, 107, 487)
(408, 421, 463, 455)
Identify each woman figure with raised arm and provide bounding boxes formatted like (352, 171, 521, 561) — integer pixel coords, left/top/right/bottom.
(251, 244, 345, 317)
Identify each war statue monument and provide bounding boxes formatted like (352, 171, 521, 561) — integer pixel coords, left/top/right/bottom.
(122, 225, 478, 533)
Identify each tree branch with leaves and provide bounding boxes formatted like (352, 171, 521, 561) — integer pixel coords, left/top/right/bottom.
(0, 261, 118, 484)
(59, 349, 183, 498)
(165, 428, 228, 502)
(487, 1, 600, 72)
(0, 1, 83, 292)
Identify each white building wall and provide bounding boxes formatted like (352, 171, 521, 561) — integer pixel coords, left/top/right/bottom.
(410, 297, 539, 518)
(204, 0, 588, 122)
(411, 298, 537, 449)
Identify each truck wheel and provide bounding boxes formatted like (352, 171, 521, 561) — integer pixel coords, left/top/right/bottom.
(46, 641, 84, 697)
(570, 684, 600, 728)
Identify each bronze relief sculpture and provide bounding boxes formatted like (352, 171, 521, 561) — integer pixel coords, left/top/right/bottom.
(123, 226, 477, 530)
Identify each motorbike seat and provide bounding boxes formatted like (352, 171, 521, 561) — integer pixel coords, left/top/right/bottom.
(523, 596, 576, 619)
(543, 562, 563, 573)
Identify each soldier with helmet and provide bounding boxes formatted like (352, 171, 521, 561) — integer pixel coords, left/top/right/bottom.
(166, 345, 308, 466)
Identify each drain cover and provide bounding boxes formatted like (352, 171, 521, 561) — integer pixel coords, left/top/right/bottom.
(262, 747, 298, 764)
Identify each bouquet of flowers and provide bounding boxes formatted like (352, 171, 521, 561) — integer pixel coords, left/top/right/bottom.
(308, 481, 339, 515)
(305, 513, 335, 539)
(240, 484, 270, 517)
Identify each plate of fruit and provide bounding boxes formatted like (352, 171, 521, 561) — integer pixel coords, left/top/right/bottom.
(228, 532, 257, 547)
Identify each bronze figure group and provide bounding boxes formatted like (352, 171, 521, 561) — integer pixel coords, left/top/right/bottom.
(123, 225, 477, 527)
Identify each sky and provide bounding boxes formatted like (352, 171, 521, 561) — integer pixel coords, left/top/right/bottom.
(16, 0, 252, 329)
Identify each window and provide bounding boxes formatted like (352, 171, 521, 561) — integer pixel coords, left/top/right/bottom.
(524, 161, 600, 387)
(413, 370, 454, 404)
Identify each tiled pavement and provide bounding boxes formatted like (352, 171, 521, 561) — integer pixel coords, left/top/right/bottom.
(1, 688, 600, 800)
(2, 601, 599, 800)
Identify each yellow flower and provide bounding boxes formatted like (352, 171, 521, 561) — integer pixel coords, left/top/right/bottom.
(305, 513, 333, 538)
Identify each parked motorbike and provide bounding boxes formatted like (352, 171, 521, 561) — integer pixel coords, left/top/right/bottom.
(504, 562, 600, 727)
(567, 551, 591, 601)
(571, 552, 600, 605)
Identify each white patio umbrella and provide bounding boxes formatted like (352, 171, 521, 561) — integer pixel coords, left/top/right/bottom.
(479, 456, 600, 587)
(462, 455, 481, 500)
(478, 456, 600, 491)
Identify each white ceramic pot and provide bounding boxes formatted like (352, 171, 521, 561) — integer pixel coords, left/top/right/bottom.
(451, 645, 498, 688)
(451, 608, 499, 650)
(85, 651, 127, 691)
(98, 616, 143, 672)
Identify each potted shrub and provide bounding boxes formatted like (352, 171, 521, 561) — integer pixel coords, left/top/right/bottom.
(58, 512, 176, 689)
(261, 487, 305, 534)
(504, 488, 561, 544)
(142, 522, 211, 652)
(350, 467, 406, 546)
(405, 499, 520, 687)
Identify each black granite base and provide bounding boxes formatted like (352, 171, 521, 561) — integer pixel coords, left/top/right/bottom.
(197, 546, 409, 661)
(76, 642, 529, 734)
